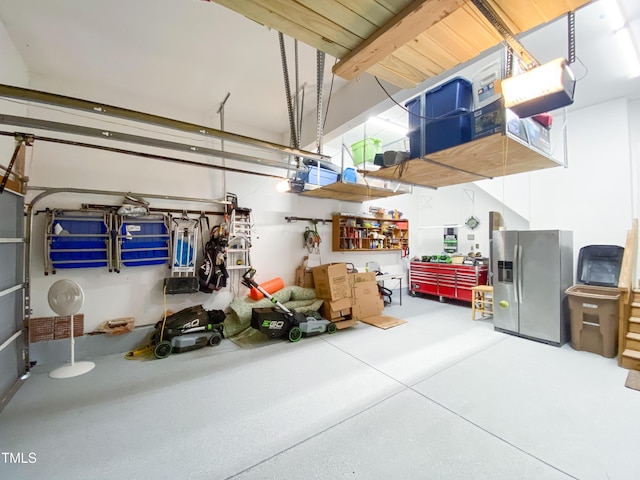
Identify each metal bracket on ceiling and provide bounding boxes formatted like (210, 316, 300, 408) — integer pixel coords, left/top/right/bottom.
(471, 0, 540, 71)
(0, 133, 32, 194)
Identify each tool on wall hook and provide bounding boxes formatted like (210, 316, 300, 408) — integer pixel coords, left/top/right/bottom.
(304, 222, 321, 253)
(1, 133, 32, 194)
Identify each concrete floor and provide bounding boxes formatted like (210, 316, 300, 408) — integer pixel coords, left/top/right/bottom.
(1, 293, 639, 480)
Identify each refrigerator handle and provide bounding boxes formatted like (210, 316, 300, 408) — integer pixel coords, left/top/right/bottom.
(518, 244, 524, 303)
(513, 243, 520, 304)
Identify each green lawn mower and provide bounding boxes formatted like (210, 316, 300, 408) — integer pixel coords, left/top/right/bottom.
(241, 269, 336, 341)
(126, 305, 226, 359)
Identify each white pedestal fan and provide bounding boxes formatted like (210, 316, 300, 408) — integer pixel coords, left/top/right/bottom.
(48, 279, 95, 379)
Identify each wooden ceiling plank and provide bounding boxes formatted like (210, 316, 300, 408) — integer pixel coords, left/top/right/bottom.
(376, 51, 434, 86)
(427, 22, 481, 63)
(211, 0, 355, 56)
(333, 0, 398, 27)
(250, 0, 365, 48)
(410, 33, 462, 71)
(391, 44, 444, 78)
(333, 0, 467, 80)
(488, 0, 592, 33)
(296, 0, 379, 39)
(441, 7, 502, 56)
(374, 0, 414, 15)
(459, 3, 504, 45)
(365, 63, 419, 88)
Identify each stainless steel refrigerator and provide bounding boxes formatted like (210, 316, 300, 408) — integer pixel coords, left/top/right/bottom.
(492, 230, 573, 346)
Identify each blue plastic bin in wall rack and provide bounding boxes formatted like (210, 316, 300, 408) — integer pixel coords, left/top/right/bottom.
(46, 210, 112, 274)
(117, 216, 171, 269)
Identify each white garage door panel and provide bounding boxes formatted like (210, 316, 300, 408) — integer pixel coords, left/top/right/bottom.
(0, 191, 22, 237)
(0, 292, 21, 343)
(0, 189, 25, 409)
(0, 242, 22, 291)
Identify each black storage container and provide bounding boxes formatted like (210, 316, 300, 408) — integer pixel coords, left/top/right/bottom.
(576, 245, 624, 287)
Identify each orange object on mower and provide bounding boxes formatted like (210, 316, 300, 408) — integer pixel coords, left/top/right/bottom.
(248, 276, 284, 300)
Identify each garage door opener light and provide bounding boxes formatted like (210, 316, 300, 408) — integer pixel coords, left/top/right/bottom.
(500, 58, 576, 118)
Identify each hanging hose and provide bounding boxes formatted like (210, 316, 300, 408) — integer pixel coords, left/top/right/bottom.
(316, 50, 325, 155)
(278, 32, 298, 151)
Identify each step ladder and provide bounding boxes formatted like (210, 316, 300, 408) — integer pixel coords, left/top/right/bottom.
(225, 206, 253, 284)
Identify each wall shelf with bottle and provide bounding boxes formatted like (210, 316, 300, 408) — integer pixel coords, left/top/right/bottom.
(332, 214, 408, 253)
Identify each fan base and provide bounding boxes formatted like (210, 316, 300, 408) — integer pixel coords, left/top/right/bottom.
(49, 361, 95, 379)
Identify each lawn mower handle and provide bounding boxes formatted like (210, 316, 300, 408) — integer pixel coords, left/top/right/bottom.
(241, 268, 258, 289)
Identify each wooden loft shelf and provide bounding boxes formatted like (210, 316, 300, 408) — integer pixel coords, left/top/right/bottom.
(209, 0, 592, 88)
(298, 181, 407, 203)
(364, 132, 562, 188)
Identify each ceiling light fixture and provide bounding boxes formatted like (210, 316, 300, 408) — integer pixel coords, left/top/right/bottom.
(276, 178, 292, 192)
(602, 0, 640, 77)
(500, 58, 577, 118)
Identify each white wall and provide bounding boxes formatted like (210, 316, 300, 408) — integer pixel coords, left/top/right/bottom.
(528, 99, 633, 267)
(628, 99, 640, 286)
(0, 16, 29, 158)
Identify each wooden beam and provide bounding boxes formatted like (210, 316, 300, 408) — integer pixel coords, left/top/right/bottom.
(618, 218, 638, 364)
(619, 219, 638, 293)
(333, 0, 467, 80)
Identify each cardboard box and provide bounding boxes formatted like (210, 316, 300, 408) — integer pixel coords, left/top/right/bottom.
(358, 315, 406, 329)
(312, 263, 351, 300)
(295, 266, 315, 288)
(352, 280, 380, 300)
(333, 318, 357, 330)
(348, 271, 377, 288)
(321, 297, 352, 320)
(351, 298, 385, 321)
(472, 98, 504, 140)
(522, 117, 551, 153)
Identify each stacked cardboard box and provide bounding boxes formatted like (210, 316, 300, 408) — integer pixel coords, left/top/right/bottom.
(312, 263, 354, 329)
(312, 263, 388, 329)
(294, 255, 320, 288)
(349, 271, 384, 321)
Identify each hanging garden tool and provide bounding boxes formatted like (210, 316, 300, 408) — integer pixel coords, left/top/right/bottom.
(304, 223, 321, 253)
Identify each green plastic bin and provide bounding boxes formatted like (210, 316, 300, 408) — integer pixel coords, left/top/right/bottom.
(351, 138, 381, 166)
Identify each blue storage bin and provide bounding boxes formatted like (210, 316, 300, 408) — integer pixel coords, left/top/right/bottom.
(343, 167, 357, 183)
(406, 96, 423, 132)
(306, 165, 338, 186)
(424, 113, 472, 154)
(425, 77, 473, 119)
(409, 114, 472, 158)
(408, 128, 422, 159)
(120, 219, 170, 267)
(49, 217, 109, 269)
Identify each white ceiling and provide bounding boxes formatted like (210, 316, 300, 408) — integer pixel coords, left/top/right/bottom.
(1, 0, 639, 156)
(0, 0, 349, 139)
